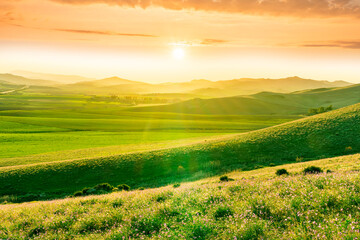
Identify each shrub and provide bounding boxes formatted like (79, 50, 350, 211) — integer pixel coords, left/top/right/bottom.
(276, 169, 289, 176)
(138, 187, 145, 191)
(303, 166, 323, 174)
(94, 183, 113, 192)
(269, 163, 275, 167)
(220, 176, 229, 182)
(73, 191, 83, 197)
(117, 184, 130, 191)
(214, 206, 234, 220)
(81, 187, 91, 195)
(296, 156, 304, 162)
(173, 183, 181, 188)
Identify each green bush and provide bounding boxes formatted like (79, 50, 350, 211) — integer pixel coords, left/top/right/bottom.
(94, 183, 113, 192)
(117, 184, 130, 191)
(276, 169, 289, 176)
(303, 166, 323, 174)
(173, 183, 181, 188)
(220, 176, 229, 182)
(73, 191, 83, 197)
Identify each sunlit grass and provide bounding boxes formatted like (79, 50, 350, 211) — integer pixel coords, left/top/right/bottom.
(1, 154, 359, 239)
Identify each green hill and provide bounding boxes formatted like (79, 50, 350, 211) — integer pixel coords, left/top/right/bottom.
(0, 74, 59, 86)
(0, 103, 359, 201)
(1, 154, 360, 239)
(133, 84, 360, 115)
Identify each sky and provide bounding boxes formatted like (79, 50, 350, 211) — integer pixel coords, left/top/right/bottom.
(1, 0, 360, 83)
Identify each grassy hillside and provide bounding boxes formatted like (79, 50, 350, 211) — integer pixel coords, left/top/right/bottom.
(0, 103, 359, 201)
(0, 94, 294, 166)
(1, 154, 360, 239)
(134, 84, 360, 115)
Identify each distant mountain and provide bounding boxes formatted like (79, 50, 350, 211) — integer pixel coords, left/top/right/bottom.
(57, 76, 352, 96)
(0, 73, 353, 97)
(12, 71, 95, 84)
(0, 74, 60, 86)
(72, 77, 147, 87)
(133, 84, 360, 115)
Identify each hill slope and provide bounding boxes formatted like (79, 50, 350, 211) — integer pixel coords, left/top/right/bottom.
(0, 74, 59, 86)
(134, 84, 360, 115)
(1, 154, 360, 239)
(0, 103, 359, 199)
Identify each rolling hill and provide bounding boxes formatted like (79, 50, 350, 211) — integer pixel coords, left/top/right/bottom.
(0, 103, 359, 201)
(62, 76, 351, 96)
(12, 70, 95, 84)
(1, 154, 360, 239)
(134, 83, 360, 115)
(0, 74, 59, 86)
(1, 73, 351, 97)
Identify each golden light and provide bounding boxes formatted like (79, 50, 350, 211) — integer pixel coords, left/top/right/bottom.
(172, 47, 185, 60)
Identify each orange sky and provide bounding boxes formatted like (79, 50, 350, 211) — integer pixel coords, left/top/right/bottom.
(1, 0, 360, 83)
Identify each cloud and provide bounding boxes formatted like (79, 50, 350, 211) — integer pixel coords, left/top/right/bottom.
(169, 38, 229, 47)
(54, 28, 158, 37)
(302, 40, 360, 49)
(49, 0, 360, 18)
(200, 39, 228, 45)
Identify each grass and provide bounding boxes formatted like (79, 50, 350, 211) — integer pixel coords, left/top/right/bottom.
(1, 154, 360, 239)
(0, 103, 358, 202)
(0, 94, 296, 165)
(134, 83, 360, 115)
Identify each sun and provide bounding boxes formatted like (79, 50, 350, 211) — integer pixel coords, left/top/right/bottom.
(172, 47, 185, 60)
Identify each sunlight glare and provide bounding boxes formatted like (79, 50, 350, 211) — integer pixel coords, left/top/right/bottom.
(172, 47, 185, 60)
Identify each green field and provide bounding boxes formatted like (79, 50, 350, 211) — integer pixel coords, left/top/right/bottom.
(0, 94, 300, 200)
(1, 154, 360, 239)
(0, 99, 359, 202)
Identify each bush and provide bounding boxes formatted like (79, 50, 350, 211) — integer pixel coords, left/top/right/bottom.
(220, 176, 229, 182)
(138, 187, 145, 191)
(73, 191, 83, 197)
(81, 187, 91, 195)
(269, 163, 275, 167)
(94, 183, 113, 192)
(117, 184, 130, 191)
(303, 166, 323, 174)
(276, 169, 289, 176)
(173, 183, 181, 188)
(214, 206, 234, 220)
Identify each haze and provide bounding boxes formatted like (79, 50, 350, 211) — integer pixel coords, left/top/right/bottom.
(1, 0, 360, 83)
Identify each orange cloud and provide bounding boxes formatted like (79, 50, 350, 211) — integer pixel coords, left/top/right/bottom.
(49, 0, 360, 18)
(200, 39, 228, 45)
(55, 28, 158, 37)
(302, 40, 360, 49)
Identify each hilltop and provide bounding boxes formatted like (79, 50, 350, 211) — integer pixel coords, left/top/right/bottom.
(0, 103, 359, 201)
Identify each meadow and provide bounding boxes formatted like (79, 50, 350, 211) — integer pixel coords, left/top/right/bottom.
(0, 99, 358, 202)
(1, 154, 359, 239)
